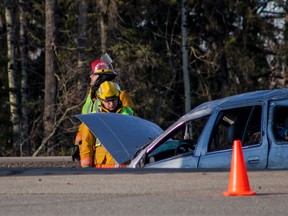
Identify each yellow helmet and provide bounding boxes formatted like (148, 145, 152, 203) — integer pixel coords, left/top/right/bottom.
(97, 81, 120, 100)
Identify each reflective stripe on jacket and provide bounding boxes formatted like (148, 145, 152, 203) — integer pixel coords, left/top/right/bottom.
(94, 164, 128, 168)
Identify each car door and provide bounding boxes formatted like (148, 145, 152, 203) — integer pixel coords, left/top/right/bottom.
(267, 100, 288, 169)
(197, 104, 269, 169)
(142, 114, 211, 168)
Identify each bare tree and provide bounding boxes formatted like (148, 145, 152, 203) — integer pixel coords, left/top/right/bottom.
(181, 0, 191, 113)
(98, 0, 107, 53)
(284, 1, 288, 79)
(97, 0, 118, 54)
(43, 0, 58, 155)
(5, 0, 21, 152)
(19, 0, 30, 155)
(77, 0, 88, 98)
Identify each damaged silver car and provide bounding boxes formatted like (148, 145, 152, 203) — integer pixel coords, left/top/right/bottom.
(76, 89, 288, 169)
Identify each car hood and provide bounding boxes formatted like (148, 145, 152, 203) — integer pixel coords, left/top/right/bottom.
(75, 113, 163, 165)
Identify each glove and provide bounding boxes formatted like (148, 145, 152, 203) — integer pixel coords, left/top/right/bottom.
(72, 145, 80, 162)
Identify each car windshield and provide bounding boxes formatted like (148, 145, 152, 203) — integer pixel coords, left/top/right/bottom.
(145, 116, 209, 164)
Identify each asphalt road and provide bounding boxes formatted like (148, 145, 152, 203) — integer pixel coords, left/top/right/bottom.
(0, 157, 288, 216)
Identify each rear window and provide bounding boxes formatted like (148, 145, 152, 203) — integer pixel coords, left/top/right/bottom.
(272, 106, 288, 143)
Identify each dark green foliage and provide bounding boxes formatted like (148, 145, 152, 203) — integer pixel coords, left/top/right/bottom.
(0, 0, 287, 155)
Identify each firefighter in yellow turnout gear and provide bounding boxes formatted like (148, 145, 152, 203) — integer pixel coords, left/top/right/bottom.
(72, 56, 135, 161)
(80, 81, 134, 168)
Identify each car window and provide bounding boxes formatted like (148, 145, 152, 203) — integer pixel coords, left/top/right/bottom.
(145, 116, 209, 164)
(208, 105, 262, 152)
(272, 106, 288, 143)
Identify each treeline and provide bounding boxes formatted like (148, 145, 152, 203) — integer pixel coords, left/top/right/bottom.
(0, 0, 287, 156)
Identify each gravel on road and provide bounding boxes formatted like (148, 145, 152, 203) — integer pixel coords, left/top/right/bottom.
(0, 157, 81, 168)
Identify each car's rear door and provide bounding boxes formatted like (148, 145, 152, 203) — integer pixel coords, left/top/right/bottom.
(267, 100, 288, 169)
(197, 104, 269, 169)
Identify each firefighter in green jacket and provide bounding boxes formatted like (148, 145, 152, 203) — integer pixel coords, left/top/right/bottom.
(72, 57, 135, 161)
(80, 81, 134, 168)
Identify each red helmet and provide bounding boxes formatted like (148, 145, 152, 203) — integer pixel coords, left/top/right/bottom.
(91, 59, 117, 75)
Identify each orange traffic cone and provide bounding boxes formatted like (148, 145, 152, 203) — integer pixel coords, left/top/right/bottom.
(223, 140, 256, 196)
